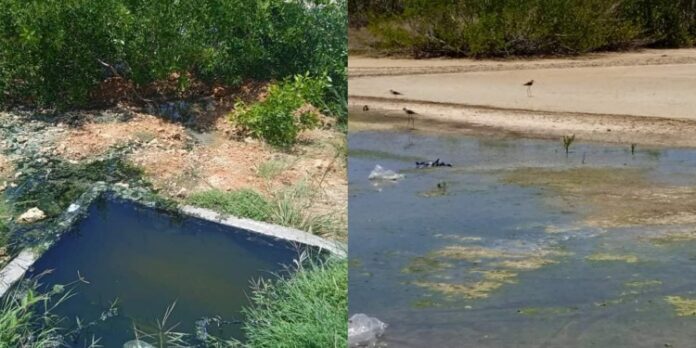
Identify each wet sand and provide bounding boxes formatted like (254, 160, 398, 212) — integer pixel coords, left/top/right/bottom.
(349, 49, 696, 147)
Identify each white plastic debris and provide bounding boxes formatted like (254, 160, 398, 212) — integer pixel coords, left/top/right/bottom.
(67, 203, 80, 213)
(348, 313, 388, 347)
(123, 340, 155, 348)
(368, 165, 404, 181)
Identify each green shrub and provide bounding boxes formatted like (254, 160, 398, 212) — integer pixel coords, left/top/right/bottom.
(235, 257, 348, 348)
(231, 75, 327, 148)
(187, 189, 272, 222)
(0, 0, 347, 113)
(356, 0, 696, 57)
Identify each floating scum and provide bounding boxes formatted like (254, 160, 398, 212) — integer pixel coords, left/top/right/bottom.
(349, 129, 696, 347)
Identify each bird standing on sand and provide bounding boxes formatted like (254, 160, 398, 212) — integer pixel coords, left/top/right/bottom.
(523, 80, 534, 97)
(403, 107, 417, 129)
(390, 89, 403, 96)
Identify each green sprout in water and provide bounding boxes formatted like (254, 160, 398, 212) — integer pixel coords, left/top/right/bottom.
(562, 134, 576, 155)
(631, 143, 636, 155)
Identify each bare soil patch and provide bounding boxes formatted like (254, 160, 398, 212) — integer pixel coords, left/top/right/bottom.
(55, 110, 347, 240)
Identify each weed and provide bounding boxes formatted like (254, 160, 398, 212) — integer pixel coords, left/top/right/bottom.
(562, 134, 576, 155)
(187, 189, 272, 222)
(132, 302, 189, 348)
(133, 131, 157, 144)
(0, 279, 73, 347)
(221, 256, 348, 348)
(631, 143, 636, 155)
(187, 183, 342, 239)
(269, 182, 341, 238)
(256, 159, 290, 181)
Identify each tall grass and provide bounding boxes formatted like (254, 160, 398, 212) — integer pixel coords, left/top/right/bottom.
(218, 256, 348, 348)
(187, 189, 272, 222)
(0, 280, 73, 347)
(0, 199, 10, 246)
(187, 183, 341, 239)
(132, 303, 189, 348)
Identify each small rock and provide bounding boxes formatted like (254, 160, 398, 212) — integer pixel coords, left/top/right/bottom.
(67, 204, 80, 213)
(176, 188, 188, 198)
(115, 182, 130, 189)
(18, 207, 46, 224)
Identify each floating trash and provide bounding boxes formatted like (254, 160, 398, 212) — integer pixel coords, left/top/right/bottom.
(348, 313, 388, 347)
(368, 165, 404, 181)
(67, 203, 80, 213)
(415, 158, 452, 168)
(123, 340, 155, 348)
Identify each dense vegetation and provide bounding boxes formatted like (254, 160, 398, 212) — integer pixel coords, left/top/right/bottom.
(350, 0, 696, 57)
(0, 0, 347, 120)
(230, 257, 348, 348)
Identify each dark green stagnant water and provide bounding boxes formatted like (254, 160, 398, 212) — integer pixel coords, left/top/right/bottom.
(25, 196, 298, 347)
(349, 130, 696, 348)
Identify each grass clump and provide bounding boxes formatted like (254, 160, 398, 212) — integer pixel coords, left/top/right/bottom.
(188, 182, 342, 239)
(0, 199, 10, 243)
(256, 159, 291, 181)
(0, 280, 71, 347)
(222, 257, 348, 348)
(231, 75, 327, 148)
(187, 189, 272, 222)
(562, 134, 576, 155)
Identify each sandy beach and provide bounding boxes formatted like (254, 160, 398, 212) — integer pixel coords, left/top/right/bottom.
(349, 49, 696, 147)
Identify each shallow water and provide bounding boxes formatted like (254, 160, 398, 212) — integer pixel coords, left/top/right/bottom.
(25, 196, 298, 347)
(349, 130, 696, 347)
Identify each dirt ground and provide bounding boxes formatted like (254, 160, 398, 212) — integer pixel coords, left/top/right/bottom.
(349, 49, 696, 148)
(54, 110, 347, 239)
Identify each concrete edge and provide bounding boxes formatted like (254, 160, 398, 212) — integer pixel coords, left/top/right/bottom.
(0, 250, 38, 297)
(180, 205, 347, 258)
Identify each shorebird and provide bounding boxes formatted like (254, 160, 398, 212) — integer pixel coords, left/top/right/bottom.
(363, 105, 369, 111)
(523, 80, 534, 97)
(390, 89, 403, 96)
(403, 107, 416, 129)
